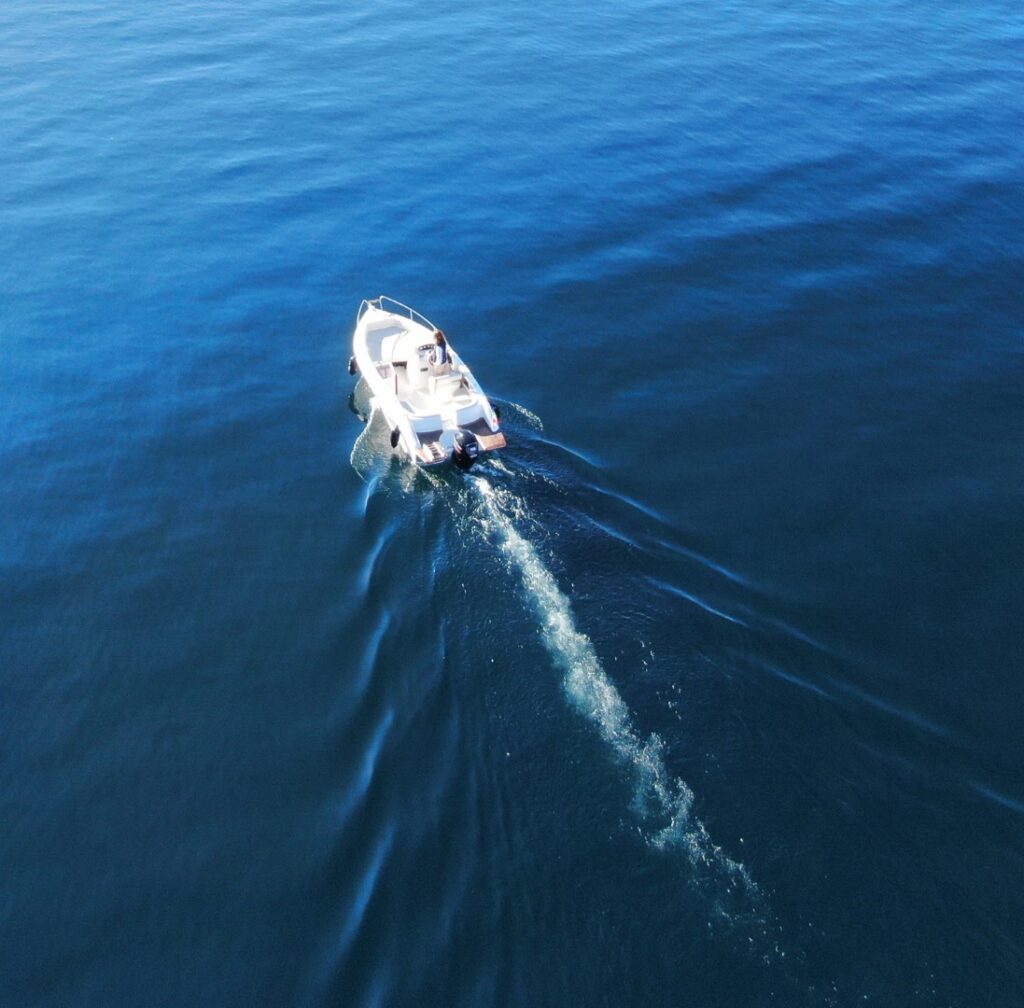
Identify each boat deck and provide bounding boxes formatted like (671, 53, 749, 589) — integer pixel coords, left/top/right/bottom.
(355, 301, 505, 463)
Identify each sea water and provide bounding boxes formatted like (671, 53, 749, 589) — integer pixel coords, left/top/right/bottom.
(2, 2, 1023, 1005)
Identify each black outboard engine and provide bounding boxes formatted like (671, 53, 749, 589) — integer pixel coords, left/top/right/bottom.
(451, 429, 481, 470)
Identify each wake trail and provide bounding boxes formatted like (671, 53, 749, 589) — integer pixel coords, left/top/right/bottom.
(470, 475, 759, 912)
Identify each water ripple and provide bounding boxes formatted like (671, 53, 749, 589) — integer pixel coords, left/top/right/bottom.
(469, 476, 759, 914)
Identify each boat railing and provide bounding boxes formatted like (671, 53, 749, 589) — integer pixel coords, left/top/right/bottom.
(356, 295, 436, 331)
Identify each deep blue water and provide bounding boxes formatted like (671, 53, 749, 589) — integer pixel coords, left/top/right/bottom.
(3, 1, 1024, 1005)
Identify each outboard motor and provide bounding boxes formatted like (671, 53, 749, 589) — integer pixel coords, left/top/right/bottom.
(451, 429, 481, 471)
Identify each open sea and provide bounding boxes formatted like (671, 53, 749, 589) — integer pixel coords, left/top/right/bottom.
(2, 2, 1023, 1005)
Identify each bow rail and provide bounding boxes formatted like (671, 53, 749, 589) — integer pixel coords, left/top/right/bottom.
(356, 295, 436, 332)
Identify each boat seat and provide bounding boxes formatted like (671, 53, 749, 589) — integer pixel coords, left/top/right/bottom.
(429, 373, 467, 399)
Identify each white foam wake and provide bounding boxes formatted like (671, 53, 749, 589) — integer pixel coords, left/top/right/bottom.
(471, 476, 757, 905)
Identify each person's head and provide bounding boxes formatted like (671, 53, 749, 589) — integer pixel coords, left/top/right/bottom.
(434, 329, 446, 346)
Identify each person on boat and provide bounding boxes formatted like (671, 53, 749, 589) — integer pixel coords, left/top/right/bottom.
(432, 329, 450, 370)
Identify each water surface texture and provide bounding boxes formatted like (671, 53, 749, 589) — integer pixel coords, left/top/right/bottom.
(3, 2, 1023, 1006)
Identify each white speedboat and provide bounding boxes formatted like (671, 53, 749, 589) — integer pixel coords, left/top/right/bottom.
(349, 296, 506, 469)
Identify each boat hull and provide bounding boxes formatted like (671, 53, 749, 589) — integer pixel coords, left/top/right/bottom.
(351, 297, 505, 468)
